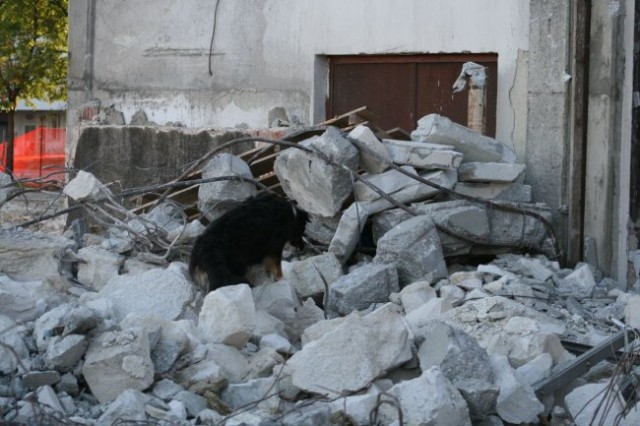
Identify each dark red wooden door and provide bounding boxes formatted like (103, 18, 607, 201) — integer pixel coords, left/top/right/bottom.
(328, 54, 498, 137)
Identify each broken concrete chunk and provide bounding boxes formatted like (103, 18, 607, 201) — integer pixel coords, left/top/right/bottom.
(198, 284, 256, 348)
(129, 200, 185, 236)
(287, 304, 412, 397)
(220, 377, 280, 413)
(490, 354, 544, 424)
(374, 215, 448, 286)
(274, 126, 359, 217)
(64, 170, 113, 202)
(625, 294, 640, 328)
(0, 274, 53, 322)
(348, 125, 391, 174)
(82, 327, 155, 404)
(416, 321, 497, 420)
(252, 280, 299, 331)
(99, 262, 196, 322)
(0, 315, 29, 374)
(96, 389, 149, 425)
(379, 367, 472, 426)
(286, 252, 343, 298)
(22, 370, 61, 389)
(515, 352, 552, 386)
(0, 228, 75, 282)
(327, 262, 399, 317)
(564, 382, 639, 426)
(0, 172, 14, 203)
(557, 263, 596, 298)
(398, 280, 437, 314)
(458, 162, 525, 183)
(328, 202, 370, 264)
(34, 303, 75, 352)
(453, 182, 532, 202)
(76, 246, 124, 290)
(198, 153, 257, 221)
(383, 138, 463, 170)
(411, 114, 516, 163)
(46, 334, 88, 371)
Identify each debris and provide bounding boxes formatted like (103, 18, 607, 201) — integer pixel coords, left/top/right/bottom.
(383, 138, 463, 170)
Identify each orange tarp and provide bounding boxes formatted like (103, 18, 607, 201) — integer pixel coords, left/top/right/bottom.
(0, 127, 65, 185)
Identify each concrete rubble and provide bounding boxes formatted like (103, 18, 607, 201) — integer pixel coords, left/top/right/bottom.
(2, 116, 640, 425)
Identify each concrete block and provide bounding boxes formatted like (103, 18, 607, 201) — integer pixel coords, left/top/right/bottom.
(0, 228, 75, 282)
(287, 304, 412, 397)
(245, 347, 284, 381)
(450, 271, 484, 290)
(458, 162, 526, 183)
(374, 215, 448, 286)
(197, 343, 250, 384)
(220, 377, 280, 412)
(354, 165, 442, 203)
(348, 125, 391, 174)
(260, 333, 294, 354)
(175, 356, 227, 394)
(34, 303, 75, 352)
(198, 153, 257, 221)
(625, 295, 640, 329)
(564, 382, 640, 426)
(327, 263, 399, 317)
(0, 274, 53, 322)
(64, 170, 113, 202)
(417, 321, 497, 420)
(76, 246, 124, 290)
(99, 263, 196, 322)
(129, 200, 185, 236)
(379, 367, 471, 426)
(289, 297, 326, 342)
(36, 385, 65, 415)
(82, 327, 155, 404)
(300, 315, 350, 347)
(96, 389, 149, 425)
(411, 114, 516, 163)
(405, 298, 454, 339)
(199, 284, 256, 348)
(490, 355, 544, 424)
(440, 284, 466, 305)
(22, 371, 61, 390)
(383, 138, 463, 170)
(46, 334, 88, 371)
(56, 373, 79, 396)
(453, 182, 532, 202)
(328, 202, 370, 264)
(515, 353, 552, 386)
(174, 390, 208, 418)
(398, 280, 437, 314)
(252, 279, 299, 328)
(0, 172, 13, 203)
(275, 126, 359, 217)
(287, 253, 343, 298)
(557, 263, 596, 298)
(151, 379, 184, 401)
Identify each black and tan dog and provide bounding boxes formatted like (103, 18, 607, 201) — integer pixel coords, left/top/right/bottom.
(189, 192, 308, 293)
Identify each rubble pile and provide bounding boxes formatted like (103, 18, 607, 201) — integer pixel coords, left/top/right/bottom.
(1, 114, 640, 425)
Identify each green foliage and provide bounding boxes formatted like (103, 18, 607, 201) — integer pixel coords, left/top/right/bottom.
(0, 0, 68, 111)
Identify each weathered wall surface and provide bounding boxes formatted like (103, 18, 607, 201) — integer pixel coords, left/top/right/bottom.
(68, 0, 529, 150)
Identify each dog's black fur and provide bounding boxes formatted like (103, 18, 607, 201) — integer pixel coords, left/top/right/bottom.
(189, 192, 308, 293)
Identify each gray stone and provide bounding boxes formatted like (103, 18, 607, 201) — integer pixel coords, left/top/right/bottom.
(129, 109, 156, 125)
(0, 228, 75, 282)
(490, 355, 544, 424)
(327, 263, 399, 317)
(175, 356, 226, 394)
(62, 305, 101, 336)
(398, 280, 437, 313)
(279, 401, 332, 426)
(458, 162, 526, 183)
(76, 246, 124, 290)
(260, 333, 294, 354)
(286, 303, 412, 397)
(405, 298, 454, 337)
(129, 200, 185, 236)
(411, 114, 516, 163)
(0, 274, 52, 322)
(46, 334, 88, 371)
(453, 182, 532, 202)
(557, 263, 596, 298)
(374, 215, 448, 286)
(198, 284, 256, 348)
(564, 382, 636, 426)
(416, 321, 497, 420)
(96, 389, 148, 425)
(287, 253, 343, 298)
(63, 170, 113, 202)
(245, 347, 284, 380)
(151, 379, 184, 401)
(383, 138, 463, 170)
(34, 303, 75, 352)
(205, 343, 251, 384)
(0, 172, 13, 203)
(220, 377, 280, 412)
(516, 353, 553, 386)
(348, 125, 391, 174)
(274, 126, 359, 217)
(99, 262, 196, 322)
(198, 153, 257, 221)
(379, 367, 471, 426)
(254, 310, 287, 339)
(329, 393, 380, 426)
(56, 373, 79, 396)
(252, 279, 299, 328)
(328, 202, 370, 264)
(36, 385, 65, 415)
(289, 297, 326, 342)
(82, 327, 155, 404)
(22, 371, 61, 389)
(173, 390, 208, 418)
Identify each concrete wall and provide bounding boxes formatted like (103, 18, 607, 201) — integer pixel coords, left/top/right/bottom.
(68, 0, 530, 152)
